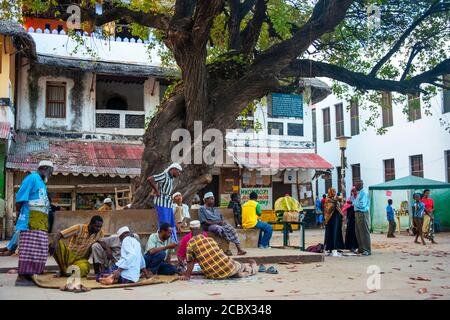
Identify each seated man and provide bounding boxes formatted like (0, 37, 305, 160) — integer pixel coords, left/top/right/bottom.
(177, 220, 207, 270)
(98, 198, 113, 211)
(92, 232, 140, 274)
(99, 226, 150, 284)
(144, 223, 178, 275)
(199, 192, 246, 256)
(179, 226, 257, 281)
(242, 192, 273, 249)
(172, 192, 191, 232)
(49, 215, 104, 278)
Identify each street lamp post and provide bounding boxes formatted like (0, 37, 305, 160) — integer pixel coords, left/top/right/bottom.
(336, 136, 351, 200)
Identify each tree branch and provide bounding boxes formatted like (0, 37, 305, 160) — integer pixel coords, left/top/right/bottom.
(281, 58, 450, 95)
(368, 0, 445, 77)
(192, 0, 225, 48)
(240, 0, 267, 55)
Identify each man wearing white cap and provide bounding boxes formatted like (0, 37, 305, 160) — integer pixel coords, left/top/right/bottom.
(14, 160, 53, 286)
(99, 226, 150, 285)
(199, 192, 246, 256)
(177, 220, 208, 269)
(98, 197, 113, 211)
(147, 163, 182, 242)
(172, 192, 190, 232)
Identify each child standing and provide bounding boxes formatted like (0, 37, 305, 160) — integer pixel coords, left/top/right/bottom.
(412, 193, 426, 245)
(386, 199, 396, 238)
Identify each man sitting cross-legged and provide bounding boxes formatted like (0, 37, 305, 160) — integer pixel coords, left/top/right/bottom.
(199, 192, 246, 256)
(49, 215, 104, 278)
(179, 225, 257, 281)
(177, 220, 207, 271)
(144, 223, 178, 275)
(92, 232, 140, 275)
(99, 226, 151, 285)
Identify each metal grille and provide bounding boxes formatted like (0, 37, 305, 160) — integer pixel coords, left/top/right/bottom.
(96, 113, 120, 128)
(125, 114, 145, 128)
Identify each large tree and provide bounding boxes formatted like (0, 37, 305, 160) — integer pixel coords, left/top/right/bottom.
(5, 0, 450, 207)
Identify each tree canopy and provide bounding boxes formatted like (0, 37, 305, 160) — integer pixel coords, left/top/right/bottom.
(2, 0, 449, 205)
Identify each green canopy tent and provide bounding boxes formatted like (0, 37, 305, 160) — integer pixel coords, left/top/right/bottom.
(369, 176, 450, 233)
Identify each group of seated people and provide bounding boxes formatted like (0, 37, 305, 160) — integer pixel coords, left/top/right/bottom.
(49, 212, 260, 284)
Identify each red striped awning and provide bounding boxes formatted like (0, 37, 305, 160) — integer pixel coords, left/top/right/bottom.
(0, 122, 11, 140)
(231, 152, 333, 170)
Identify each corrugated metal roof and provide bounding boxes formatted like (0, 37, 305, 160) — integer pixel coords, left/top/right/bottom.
(0, 122, 11, 140)
(232, 152, 334, 170)
(6, 137, 144, 177)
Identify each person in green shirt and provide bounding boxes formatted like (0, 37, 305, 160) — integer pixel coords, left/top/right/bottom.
(242, 192, 272, 249)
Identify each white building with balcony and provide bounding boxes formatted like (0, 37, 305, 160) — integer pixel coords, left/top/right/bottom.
(5, 28, 176, 220)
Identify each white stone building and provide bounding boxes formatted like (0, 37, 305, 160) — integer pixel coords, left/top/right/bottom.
(314, 79, 450, 197)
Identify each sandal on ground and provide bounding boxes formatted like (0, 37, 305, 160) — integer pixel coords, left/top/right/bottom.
(258, 264, 266, 272)
(265, 266, 279, 274)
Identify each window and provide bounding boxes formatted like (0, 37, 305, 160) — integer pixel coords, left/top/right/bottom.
(381, 92, 393, 127)
(350, 98, 360, 136)
(324, 173, 332, 193)
(268, 122, 284, 135)
(336, 166, 342, 194)
(410, 155, 424, 177)
(335, 103, 344, 137)
(444, 75, 450, 113)
(287, 123, 304, 136)
(46, 82, 66, 118)
(323, 108, 331, 142)
(407, 94, 421, 121)
(312, 109, 317, 143)
(384, 159, 395, 182)
(446, 150, 450, 182)
(351, 164, 361, 187)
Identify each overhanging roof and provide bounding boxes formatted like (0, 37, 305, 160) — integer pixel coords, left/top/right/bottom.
(36, 54, 179, 79)
(6, 136, 144, 178)
(230, 152, 333, 170)
(0, 20, 36, 60)
(369, 175, 450, 190)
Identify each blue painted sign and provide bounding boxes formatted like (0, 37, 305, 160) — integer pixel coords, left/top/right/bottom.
(271, 93, 303, 118)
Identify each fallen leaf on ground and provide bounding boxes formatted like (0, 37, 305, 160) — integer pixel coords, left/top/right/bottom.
(6, 269, 17, 274)
(432, 267, 444, 271)
(392, 268, 401, 271)
(286, 266, 297, 269)
(123, 288, 134, 291)
(348, 277, 354, 280)
(407, 281, 417, 285)
(289, 290, 300, 294)
(441, 286, 450, 289)
(289, 270, 298, 273)
(365, 290, 377, 294)
(417, 288, 428, 294)
(416, 260, 428, 262)
(278, 262, 290, 265)
(409, 265, 413, 267)
(410, 276, 431, 281)
(265, 290, 275, 292)
(292, 262, 304, 264)
(315, 264, 322, 267)
(208, 293, 221, 296)
(431, 293, 443, 297)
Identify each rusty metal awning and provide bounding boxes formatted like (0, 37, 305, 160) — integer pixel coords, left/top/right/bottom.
(0, 122, 11, 140)
(6, 136, 144, 178)
(230, 152, 333, 170)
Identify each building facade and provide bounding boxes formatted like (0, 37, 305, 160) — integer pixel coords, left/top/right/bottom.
(314, 81, 450, 198)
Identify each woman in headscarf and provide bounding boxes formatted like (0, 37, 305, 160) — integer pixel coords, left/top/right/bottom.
(323, 188, 345, 256)
(344, 187, 359, 253)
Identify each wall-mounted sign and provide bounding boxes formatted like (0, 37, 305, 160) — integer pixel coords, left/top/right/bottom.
(270, 93, 303, 118)
(240, 187, 273, 210)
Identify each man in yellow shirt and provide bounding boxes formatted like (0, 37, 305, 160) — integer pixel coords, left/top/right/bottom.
(242, 192, 273, 249)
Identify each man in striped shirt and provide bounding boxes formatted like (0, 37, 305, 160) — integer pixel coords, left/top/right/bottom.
(49, 215, 104, 277)
(147, 163, 182, 242)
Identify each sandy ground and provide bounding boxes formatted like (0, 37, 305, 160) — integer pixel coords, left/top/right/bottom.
(0, 230, 449, 300)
